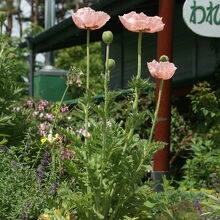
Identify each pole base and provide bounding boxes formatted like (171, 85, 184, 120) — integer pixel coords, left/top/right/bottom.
(151, 171, 170, 192)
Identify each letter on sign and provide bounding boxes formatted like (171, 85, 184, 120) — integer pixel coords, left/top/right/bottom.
(183, 0, 220, 37)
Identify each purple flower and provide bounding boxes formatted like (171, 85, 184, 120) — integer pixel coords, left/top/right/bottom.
(37, 166, 46, 180)
(50, 182, 59, 194)
(60, 149, 74, 160)
(37, 104, 45, 111)
(26, 100, 34, 108)
(43, 152, 50, 158)
(45, 113, 54, 121)
(60, 106, 69, 112)
(41, 152, 51, 165)
(40, 100, 48, 106)
(11, 161, 22, 167)
(194, 198, 202, 214)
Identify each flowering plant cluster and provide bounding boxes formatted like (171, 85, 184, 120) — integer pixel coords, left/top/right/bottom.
(36, 7, 177, 220)
(2, 6, 220, 219)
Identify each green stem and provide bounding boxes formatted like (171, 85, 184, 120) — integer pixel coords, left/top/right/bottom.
(148, 79, 164, 143)
(124, 32, 142, 153)
(132, 32, 142, 112)
(101, 43, 110, 183)
(104, 44, 110, 119)
(52, 85, 69, 132)
(52, 148, 56, 175)
(86, 29, 90, 92)
(85, 29, 90, 144)
(137, 79, 164, 172)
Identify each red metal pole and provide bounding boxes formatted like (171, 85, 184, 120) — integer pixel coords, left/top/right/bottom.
(153, 0, 174, 175)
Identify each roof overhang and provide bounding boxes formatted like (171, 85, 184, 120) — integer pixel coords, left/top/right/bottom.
(22, 0, 158, 53)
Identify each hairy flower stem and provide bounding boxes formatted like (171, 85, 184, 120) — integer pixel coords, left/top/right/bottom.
(85, 29, 90, 145)
(101, 43, 110, 182)
(126, 32, 142, 144)
(137, 79, 164, 171)
(86, 29, 90, 92)
(104, 44, 110, 120)
(148, 79, 164, 143)
(133, 31, 142, 112)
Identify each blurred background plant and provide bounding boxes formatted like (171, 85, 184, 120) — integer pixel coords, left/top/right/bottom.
(0, 13, 28, 146)
(55, 41, 104, 99)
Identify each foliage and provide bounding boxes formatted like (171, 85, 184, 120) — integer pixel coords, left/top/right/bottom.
(187, 81, 220, 135)
(23, 23, 44, 37)
(169, 107, 193, 181)
(167, 79, 220, 191)
(45, 86, 163, 219)
(55, 42, 104, 98)
(180, 137, 220, 189)
(37, 29, 169, 219)
(3, 7, 220, 219)
(201, 193, 220, 219)
(0, 146, 55, 220)
(123, 177, 204, 219)
(0, 33, 29, 145)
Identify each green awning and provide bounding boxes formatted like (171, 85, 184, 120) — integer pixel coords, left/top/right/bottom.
(22, 0, 158, 53)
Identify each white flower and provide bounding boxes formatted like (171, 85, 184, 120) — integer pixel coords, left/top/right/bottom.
(107, 120, 112, 127)
(76, 128, 91, 138)
(39, 113, 44, 118)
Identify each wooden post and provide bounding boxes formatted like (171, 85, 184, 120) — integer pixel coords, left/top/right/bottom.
(152, 0, 174, 191)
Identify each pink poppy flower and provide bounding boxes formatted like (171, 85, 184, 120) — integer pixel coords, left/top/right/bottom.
(72, 7, 110, 30)
(147, 60, 177, 80)
(119, 11, 164, 33)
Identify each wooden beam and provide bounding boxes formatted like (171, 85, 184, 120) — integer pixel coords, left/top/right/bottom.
(152, 0, 174, 190)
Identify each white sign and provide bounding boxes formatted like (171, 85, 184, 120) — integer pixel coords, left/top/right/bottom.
(183, 0, 220, 38)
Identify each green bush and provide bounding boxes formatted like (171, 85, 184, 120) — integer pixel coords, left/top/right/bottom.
(0, 147, 54, 219)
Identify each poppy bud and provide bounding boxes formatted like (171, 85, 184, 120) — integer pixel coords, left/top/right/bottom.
(159, 55, 169, 62)
(102, 31, 113, 44)
(107, 59, 115, 71)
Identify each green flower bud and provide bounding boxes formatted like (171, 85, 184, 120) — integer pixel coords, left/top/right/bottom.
(0, 11, 7, 24)
(159, 55, 169, 62)
(102, 31, 113, 44)
(107, 59, 115, 71)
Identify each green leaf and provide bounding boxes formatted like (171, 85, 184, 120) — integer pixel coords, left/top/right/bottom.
(143, 200, 155, 208)
(0, 138, 7, 145)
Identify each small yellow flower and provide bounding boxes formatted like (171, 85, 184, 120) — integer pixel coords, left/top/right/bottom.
(41, 138, 47, 144)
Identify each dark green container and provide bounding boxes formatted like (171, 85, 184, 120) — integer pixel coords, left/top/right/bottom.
(34, 66, 69, 102)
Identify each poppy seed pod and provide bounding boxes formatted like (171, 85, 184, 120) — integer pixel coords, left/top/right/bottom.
(107, 59, 116, 71)
(102, 31, 113, 44)
(159, 55, 169, 62)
